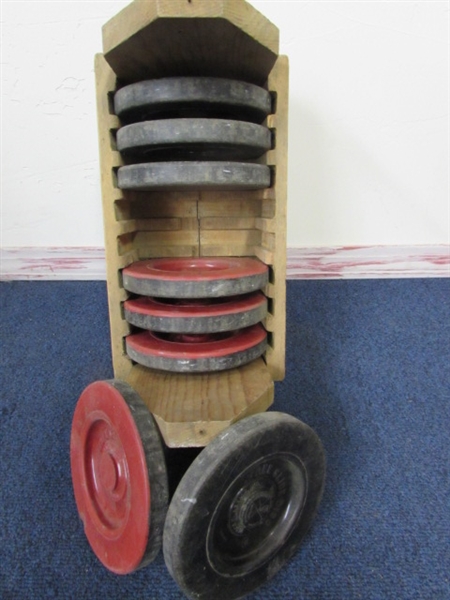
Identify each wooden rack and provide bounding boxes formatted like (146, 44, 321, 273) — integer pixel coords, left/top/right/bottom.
(95, 0, 288, 448)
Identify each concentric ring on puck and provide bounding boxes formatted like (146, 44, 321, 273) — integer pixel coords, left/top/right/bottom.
(116, 118, 271, 161)
(124, 292, 267, 333)
(117, 162, 271, 191)
(125, 325, 267, 373)
(122, 258, 269, 298)
(163, 412, 326, 600)
(70, 380, 169, 574)
(114, 77, 272, 124)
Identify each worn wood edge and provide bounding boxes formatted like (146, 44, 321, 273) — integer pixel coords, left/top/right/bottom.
(95, 53, 133, 379)
(262, 55, 289, 382)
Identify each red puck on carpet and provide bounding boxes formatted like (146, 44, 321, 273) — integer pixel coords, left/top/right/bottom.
(70, 380, 169, 574)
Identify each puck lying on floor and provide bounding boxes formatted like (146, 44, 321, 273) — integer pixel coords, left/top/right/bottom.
(117, 161, 271, 191)
(70, 380, 169, 574)
(125, 325, 267, 373)
(116, 118, 272, 161)
(114, 77, 272, 124)
(124, 292, 268, 333)
(163, 412, 326, 600)
(122, 257, 269, 298)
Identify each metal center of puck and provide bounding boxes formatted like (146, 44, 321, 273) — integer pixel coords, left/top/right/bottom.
(228, 476, 277, 535)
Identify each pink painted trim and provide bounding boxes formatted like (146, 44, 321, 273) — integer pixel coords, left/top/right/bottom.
(1, 245, 449, 281)
(287, 245, 450, 279)
(1, 247, 106, 281)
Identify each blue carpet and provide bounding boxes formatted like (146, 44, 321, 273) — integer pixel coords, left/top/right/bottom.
(1, 279, 449, 599)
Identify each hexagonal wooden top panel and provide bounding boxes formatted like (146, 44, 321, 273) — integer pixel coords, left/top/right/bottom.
(102, 0, 279, 85)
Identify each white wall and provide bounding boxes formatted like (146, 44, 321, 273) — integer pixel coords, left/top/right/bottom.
(2, 1, 448, 249)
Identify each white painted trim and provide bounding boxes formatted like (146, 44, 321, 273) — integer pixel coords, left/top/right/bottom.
(0, 247, 106, 281)
(1, 246, 449, 281)
(287, 245, 450, 279)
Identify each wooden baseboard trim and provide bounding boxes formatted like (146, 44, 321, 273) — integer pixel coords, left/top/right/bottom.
(1, 245, 448, 281)
(0, 247, 106, 281)
(287, 245, 449, 279)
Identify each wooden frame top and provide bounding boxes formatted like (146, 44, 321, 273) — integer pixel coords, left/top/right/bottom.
(102, 0, 279, 84)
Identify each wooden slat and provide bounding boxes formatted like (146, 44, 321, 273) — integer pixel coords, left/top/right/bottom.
(264, 312, 276, 332)
(254, 246, 274, 266)
(126, 359, 274, 447)
(264, 282, 276, 299)
(200, 217, 257, 230)
(261, 198, 276, 219)
(113, 219, 138, 235)
(126, 195, 198, 219)
(134, 217, 199, 233)
(117, 232, 136, 257)
(114, 200, 131, 221)
(198, 196, 263, 218)
(201, 230, 260, 246)
(138, 246, 200, 259)
(261, 231, 276, 252)
(135, 230, 199, 248)
(200, 229, 260, 257)
(255, 218, 276, 233)
(134, 218, 182, 232)
(201, 246, 257, 258)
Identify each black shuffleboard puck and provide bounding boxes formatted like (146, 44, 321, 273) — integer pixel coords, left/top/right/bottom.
(163, 412, 326, 600)
(116, 118, 271, 161)
(114, 77, 272, 124)
(117, 161, 271, 191)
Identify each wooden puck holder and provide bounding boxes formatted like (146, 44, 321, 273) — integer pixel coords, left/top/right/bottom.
(95, 0, 288, 448)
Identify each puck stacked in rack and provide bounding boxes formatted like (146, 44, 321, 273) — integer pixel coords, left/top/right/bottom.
(114, 77, 273, 372)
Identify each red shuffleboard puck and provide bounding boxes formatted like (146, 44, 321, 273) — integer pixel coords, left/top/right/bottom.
(122, 257, 269, 298)
(123, 292, 267, 333)
(126, 324, 267, 373)
(70, 380, 169, 574)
